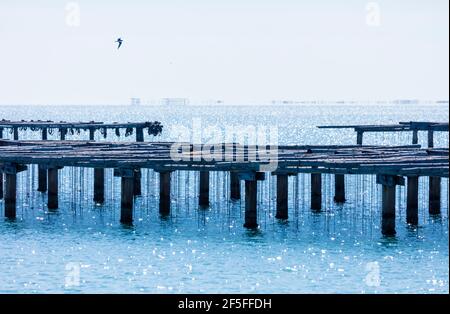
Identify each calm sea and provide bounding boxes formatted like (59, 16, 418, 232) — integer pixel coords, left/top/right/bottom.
(0, 104, 448, 293)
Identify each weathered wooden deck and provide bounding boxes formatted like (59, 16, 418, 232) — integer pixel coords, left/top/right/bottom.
(318, 121, 449, 147)
(0, 139, 448, 235)
(0, 120, 163, 141)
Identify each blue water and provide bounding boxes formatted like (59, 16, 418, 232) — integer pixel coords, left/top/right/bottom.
(0, 104, 448, 293)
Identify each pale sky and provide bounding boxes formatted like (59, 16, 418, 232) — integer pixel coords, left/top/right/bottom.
(0, 0, 448, 105)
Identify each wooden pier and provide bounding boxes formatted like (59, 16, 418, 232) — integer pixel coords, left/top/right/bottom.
(0, 120, 163, 142)
(0, 140, 448, 236)
(317, 121, 449, 147)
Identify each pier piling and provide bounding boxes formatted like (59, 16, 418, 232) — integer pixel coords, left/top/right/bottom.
(120, 175, 135, 224)
(429, 177, 441, 215)
(230, 172, 241, 201)
(2, 164, 26, 219)
(377, 175, 404, 236)
(0, 172, 3, 200)
(381, 183, 396, 236)
(276, 174, 289, 220)
(241, 172, 265, 229)
(406, 176, 419, 225)
(5, 172, 17, 219)
(133, 169, 142, 197)
(47, 168, 59, 210)
(244, 180, 258, 229)
(93, 168, 105, 204)
(37, 166, 47, 192)
(311, 173, 322, 211)
(199, 171, 210, 208)
(334, 174, 346, 203)
(159, 171, 172, 216)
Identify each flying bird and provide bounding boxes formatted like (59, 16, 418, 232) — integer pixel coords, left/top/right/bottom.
(115, 38, 123, 49)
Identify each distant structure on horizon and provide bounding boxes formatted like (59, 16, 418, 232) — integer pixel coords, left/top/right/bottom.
(130, 98, 141, 106)
(161, 98, 189, 106)
(392, 99, 420, 105)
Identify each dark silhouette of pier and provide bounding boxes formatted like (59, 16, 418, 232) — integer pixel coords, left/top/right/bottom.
(0, 120, 448, 236)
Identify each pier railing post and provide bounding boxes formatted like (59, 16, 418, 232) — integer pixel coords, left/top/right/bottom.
(93, 168, 105, 204)
(136, 127, 144, 142)
(412, 130, 418, 145)
(158, 171, 172, 216)
(334, 174, 346, 203)
(13, 127, 19, 140)
(356, 130, 363, 145)
(42, 128, 48, 141)
(230, 172, 241, 201)
(429, 176, 441, 215)
(276, 174, 289, 220)
(377, 175, 404, 236)
(89, 128, 95, 141)
(199, 171, 210, 208)
(406, 176, 419, 225)
(240, 172, 265, 229)
(60, 128, 67, 141)
(48, 167, 60, 210)
(427, 130, 434, 148)
(311, 172, 322, 211)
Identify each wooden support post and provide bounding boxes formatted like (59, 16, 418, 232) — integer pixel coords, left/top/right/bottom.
(0, 172, 3, 200)
(120, 176, 134, 224)
(427, 130, 434, 148)
(377, 175, 404, 236)
(13, 127, 19, 140)
(429, 177, 441, 215)
(136, 127, 144, 142)
(47, 168, 59, 210)
(356, 131, 363, 145)
(276, 174, 288, 220)
(230, 172, 241, 200)
(4, 172, 17, 219)
(334, 174, 346, 203)
(406, 176, 419, 225)
(381, 184, 396, 236)
(89, 128, 95, 141)
(60, 128, 67, 141)
(42, 128, 48, 141)
(244, 180, 258, 229)
(311, 173, 322, 211)
(199, 171, 210, 208)
(37, 166, 47, 192)
(159, 171, 172, 216)
(412, 130, 418, 145)
(133, 169, 142, 197)
(93, 168, 105, 204)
